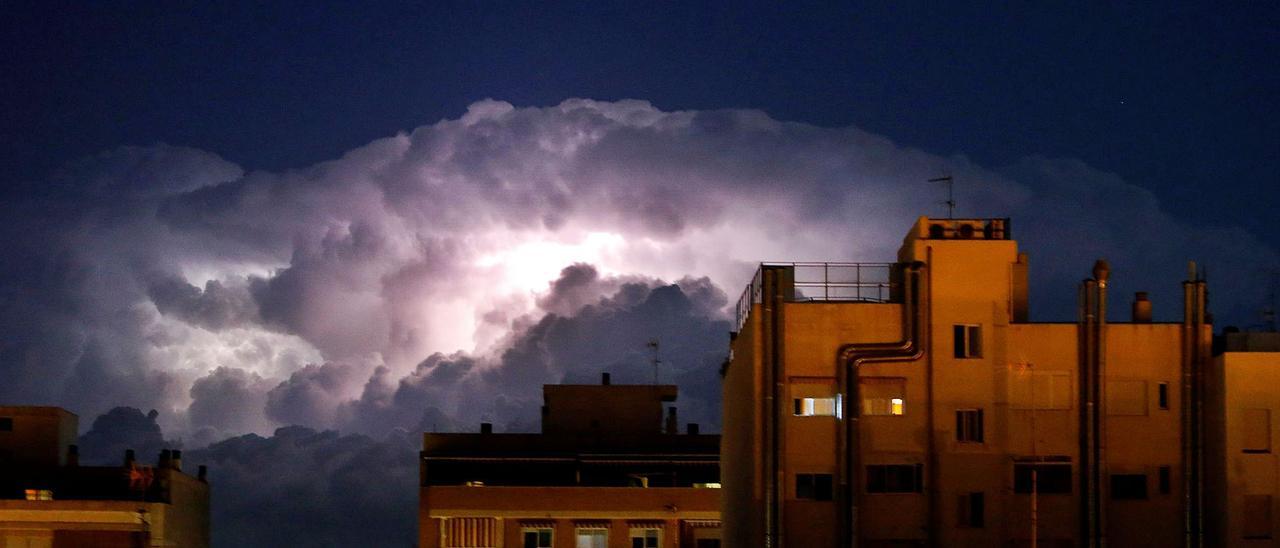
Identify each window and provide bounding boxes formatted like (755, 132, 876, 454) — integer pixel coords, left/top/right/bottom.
(956, 492, 984, 528)
(523, 528, 553, 548)
(1158, 382, 1169, 410)
(1011, 371, 1072, 410)
(576, 529, 608, 548)
(24, 489, 52, 501)
(695, 541, 721, 548)
(862, 377, 905, 416)
(953, 324, 982, 358)
(1014, 462, 1072, 494)
(0, 417, 12, 431)
(956, 409, 984, 443)
(629, 528, 660, 548)
(1158, 466, 1171, 495)
(794, 397, 838, 417)
(1245, 495, 1273, 539)
(1110, 473, 1148, 500)
(1107, 380, 1148, 416)
(445, 518, 497, 548)
(866, 464, 924, 494)
(1244, 408, 1271, 453)
(796, 473, 833, 500)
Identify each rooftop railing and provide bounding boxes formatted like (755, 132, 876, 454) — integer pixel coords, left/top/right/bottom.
(733, 262, 898, 333)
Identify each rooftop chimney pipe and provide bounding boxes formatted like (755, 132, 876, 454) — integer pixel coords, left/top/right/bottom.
(198, 465, 208, 482)
(687, 423, 700, 435)
(602, 372, 611, 385)
(171, 449, 182, 471)
(158, 449, 171, 468)
(665, 406, 678, 434)
(1133, 292, 1152, 323)
(480, 422, 493, 434)
(67, 444, 79, 467)
(123, 449, 136, 468)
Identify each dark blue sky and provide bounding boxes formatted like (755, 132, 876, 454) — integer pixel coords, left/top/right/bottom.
(5, 2, 1277, 240)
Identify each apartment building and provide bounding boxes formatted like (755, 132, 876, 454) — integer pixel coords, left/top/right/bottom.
(0, 406, 210, 548)
(420, 376, 722, 548)
(1208, 331, 1280, 545)
(723, 216, 1212, 547)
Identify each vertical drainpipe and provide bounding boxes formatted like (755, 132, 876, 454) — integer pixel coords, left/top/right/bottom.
(1078, 259, 1109, 548)
(1180, 272, 1208, 548)
(1078, 278, 1097, 546)
(762, 266, 786, 548)
(1094, 261, 1109, 548)
(836, 261, 927, 547)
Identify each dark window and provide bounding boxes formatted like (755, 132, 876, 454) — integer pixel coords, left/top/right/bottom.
(797, 473, 833, 500)
(956, 409, 984, 443)
(695, 541, 721, 548)
(1110, 473, 1148, 500)
(957, 492, 985, 528)
(1245, 495, 1273, 539)
(1159, 466, 1171, 495)
(1158, 382, 1169, 410)
(866, 464, 924, 494)
(0, 417, 12, 431)
(523, 529, 552, 548)
(1014, 463, 1072, 494)
(953, 325, 982, 358)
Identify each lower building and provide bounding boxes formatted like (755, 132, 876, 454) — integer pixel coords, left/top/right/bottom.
(0, 406, 210, 548)
(1208, 331, 1280, 546)
(420, 376, 722, 548)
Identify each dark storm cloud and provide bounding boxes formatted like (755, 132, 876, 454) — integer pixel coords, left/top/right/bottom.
(147, 274, 259, 331)
(265, 363, 361, 429)
(188, 367, 272, 437)
(78, 407, 173, 466)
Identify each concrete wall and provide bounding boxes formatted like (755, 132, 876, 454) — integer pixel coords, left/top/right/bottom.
(0, 407, 78, 468)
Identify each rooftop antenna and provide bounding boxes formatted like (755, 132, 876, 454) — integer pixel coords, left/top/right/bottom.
(647, 339, 661, 385)
(1264, 270, 1278, 332)
(929, 175, 955, 218)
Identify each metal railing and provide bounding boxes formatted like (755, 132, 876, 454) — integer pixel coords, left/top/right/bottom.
(733, 262, 898, 333)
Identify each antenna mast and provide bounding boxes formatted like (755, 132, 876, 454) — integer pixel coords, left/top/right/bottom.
(647, 339, 661, 385)
(929, 175, 955, 218)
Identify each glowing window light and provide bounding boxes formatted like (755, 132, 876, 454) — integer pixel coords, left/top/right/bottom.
(891, 398, 905, 416)
(24, 489, 52, 501)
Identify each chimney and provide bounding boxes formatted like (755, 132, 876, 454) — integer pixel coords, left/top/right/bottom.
(67, 444, 79, 467)
(665, 406, 678, 434)
(158, 449, 171, 468)
(1132, 292, 1152, 323)
(171, 450, 182, 471)
(687, 423, 700, 435)
(197, 465, 208, 482)
(123, 449, 136, 468)
(601, 372, 611, 385)
(480, 422, 493, 434)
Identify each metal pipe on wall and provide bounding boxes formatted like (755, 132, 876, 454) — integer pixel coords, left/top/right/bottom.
(835, 261, 927, 548)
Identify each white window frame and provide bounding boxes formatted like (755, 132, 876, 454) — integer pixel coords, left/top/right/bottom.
(954, 324, 982, 359)
(575, 527, 608, 548)
(629, 527, 661, 548)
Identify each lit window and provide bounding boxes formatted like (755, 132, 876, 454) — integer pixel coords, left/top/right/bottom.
(629, 528, 660, 548)
(576, 528, 608, 548)
(862, 377, 905, 416)
(693, 482, 721, 489)
(953, 324, 982, 358)
(24, 489, 53, 501)
(793, 397, 838, 417)
(523, 528, 553, 548)
(956, 409, 984, 443)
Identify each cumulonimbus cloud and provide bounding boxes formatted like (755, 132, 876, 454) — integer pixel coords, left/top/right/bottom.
(3, 99, 1276, 442)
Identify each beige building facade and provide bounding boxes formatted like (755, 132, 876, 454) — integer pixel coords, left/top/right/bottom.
(0, 406, 210, 548)
(723, 217, 1213, 547)
(421, 378, 722, 548)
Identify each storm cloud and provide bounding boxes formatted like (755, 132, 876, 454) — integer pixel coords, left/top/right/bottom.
(5, 98, 1273, 546)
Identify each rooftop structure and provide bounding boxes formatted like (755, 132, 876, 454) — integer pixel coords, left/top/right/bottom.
(420, 375, 721, 548)
(0, 406, 210, 548)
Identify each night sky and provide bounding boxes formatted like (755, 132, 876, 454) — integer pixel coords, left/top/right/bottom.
(3, 3, 1278, 546)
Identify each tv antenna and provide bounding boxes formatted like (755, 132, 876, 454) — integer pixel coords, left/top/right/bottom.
(1264, 270, 1278, 332)
(928, 175, 955, 218)
(647, 339, 661, 385)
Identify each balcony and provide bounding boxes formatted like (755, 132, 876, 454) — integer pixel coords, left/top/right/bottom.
(733, 262, 898, 333)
